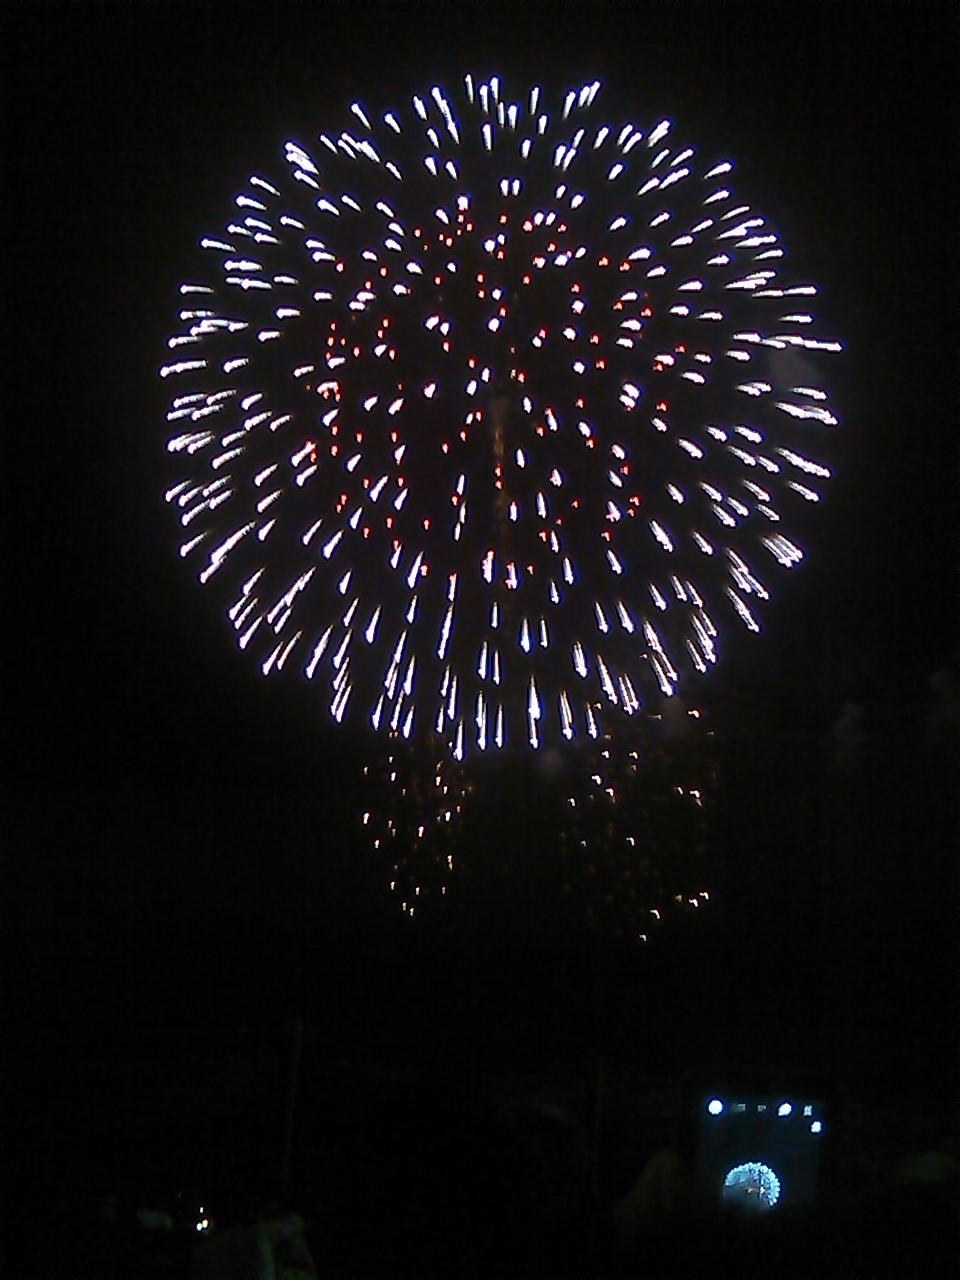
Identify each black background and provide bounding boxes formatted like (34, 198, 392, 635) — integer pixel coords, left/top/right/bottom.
(2, 1, 956, 1271)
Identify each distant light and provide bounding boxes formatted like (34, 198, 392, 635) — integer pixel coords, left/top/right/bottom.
(778, 1102, 793, 1117)
(723, 1161, 781, 1211)
(707, 1098, 724, 1116)
(810, 1120, 823, 1134)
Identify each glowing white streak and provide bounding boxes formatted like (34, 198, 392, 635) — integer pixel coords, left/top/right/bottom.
(677, 439, 704, 459)
(332, 629, 353, 670)
(762, 534, 804, 566)
(619, 675, 639, 714)
(650, 521, 674, 552)
(559, 690, 574, 739)
(775, 400, 838, 425)
(275, 631, 302, 672)
(563, 557, 575, 584)
(331, 680, 352, 724)
(447, 675, 458, 720)
(180, 532, 208, 557)
(160, 359, 207, 378)
(322, 530, 343, 559)
(586, 705, 599, 738)
(520, 618, 532, 652)
(649, 584, 668, 611)
(686, 640, 707, 673)
(437, 605, 454, 660)
(596, 655, 618, 704)
(371, 694, 386, 730)
(572, 642, 588, 678)
(453, 720, 464, 762)
(363, 606, 382, 645)
(777, 448, 831, 477)
(401, 705, 415, 740)
(649, 651, 675, 697)
(726, 587, 760, 631)
(527, 679, 541, 751)
(691, 614, 717, 664)
(406, 551, 424, 588)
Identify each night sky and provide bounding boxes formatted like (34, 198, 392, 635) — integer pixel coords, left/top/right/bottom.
(3, 0, 956, 1230)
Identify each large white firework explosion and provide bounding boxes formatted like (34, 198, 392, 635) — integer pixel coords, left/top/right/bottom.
(162, 75, 841, 763)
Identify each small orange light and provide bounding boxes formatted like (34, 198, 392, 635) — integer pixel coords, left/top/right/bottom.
(598, 256, 609, 267)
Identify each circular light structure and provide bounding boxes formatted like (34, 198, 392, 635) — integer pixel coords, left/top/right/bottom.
(777, 1101, 793, 1117)
(161, 76, 841, 762)
(810, 1120, 823, 1134)
(707, 1097, 724, 1115)
(723, 1160, 781, 1211)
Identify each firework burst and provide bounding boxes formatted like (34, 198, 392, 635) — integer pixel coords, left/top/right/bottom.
(162, 75, 840, 766)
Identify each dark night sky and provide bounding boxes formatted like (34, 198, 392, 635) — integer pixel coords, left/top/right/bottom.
(2, 2, 956, 1103)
